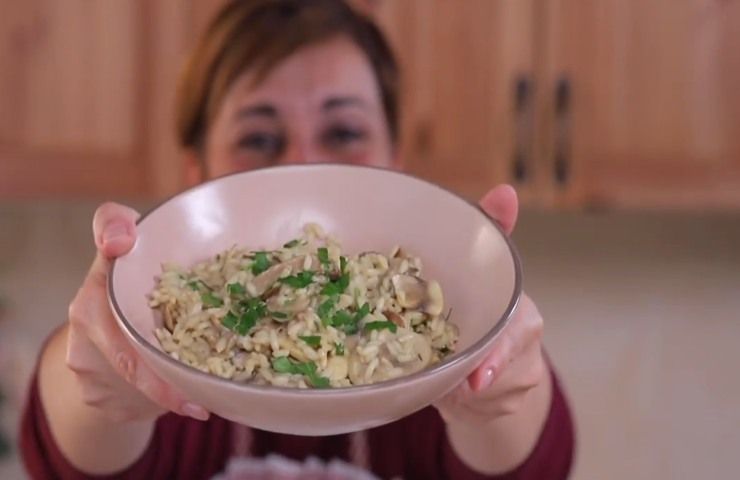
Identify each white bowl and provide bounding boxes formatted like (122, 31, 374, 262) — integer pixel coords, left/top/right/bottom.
(109, 164, 521, 435)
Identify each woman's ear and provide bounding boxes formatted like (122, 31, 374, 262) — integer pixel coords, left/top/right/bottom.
(183, 149, 205, 187)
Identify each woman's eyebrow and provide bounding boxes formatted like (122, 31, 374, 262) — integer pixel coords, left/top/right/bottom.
(235, 103, 277, 119)
(322, 96, 368, 111)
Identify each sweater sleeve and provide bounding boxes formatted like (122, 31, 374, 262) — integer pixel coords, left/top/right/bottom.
(19, 347, 233, 480)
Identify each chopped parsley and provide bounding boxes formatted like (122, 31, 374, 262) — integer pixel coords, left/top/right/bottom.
(250, 252, 271, 275)
(221, 311, 239, 330)
(221, 298, 269, 335)
(283, 239, 301, 248)
(321, 272, 349, 296)
(280, 270, 315, 288)
(271, 357, 330, 388)
(299, 335, 322, 348)
(270, 311, 288, 319)
(201, 291, 223, 308)
(317, 247, 330, 269)
(364, 320, 398, 333)
(326, 303, 369, 334)
(340, 256, 348, 273)
(334, 342, 345, 355)
(227, 282, 246, 295)
(317, 296, 338, 326)
(331, 310, 354, 331)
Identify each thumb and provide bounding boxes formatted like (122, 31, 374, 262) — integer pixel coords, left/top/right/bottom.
(479, 184, 519, 236)
(86, 202, 140, 288)
(92, 202, 140, 259)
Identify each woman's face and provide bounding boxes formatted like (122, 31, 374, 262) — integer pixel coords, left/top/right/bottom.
(200, 36, 396, 179)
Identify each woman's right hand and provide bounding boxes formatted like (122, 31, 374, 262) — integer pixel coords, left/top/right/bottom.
(65, 202, 209, 423)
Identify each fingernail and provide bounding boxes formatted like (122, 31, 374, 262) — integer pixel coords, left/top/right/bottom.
(103, 223, 128, 244)
(182, 402, 209, 421)
(479, 367, 495, 391)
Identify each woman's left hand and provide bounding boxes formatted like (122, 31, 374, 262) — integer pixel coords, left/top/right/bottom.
(434, 185, 547, 425)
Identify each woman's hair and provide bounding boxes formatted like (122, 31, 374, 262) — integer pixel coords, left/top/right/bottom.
(176, 0, 400, 151)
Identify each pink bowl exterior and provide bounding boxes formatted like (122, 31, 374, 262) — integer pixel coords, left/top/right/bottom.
(110, 164, 521, 435)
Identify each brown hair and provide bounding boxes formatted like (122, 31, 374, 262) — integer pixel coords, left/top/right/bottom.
(176, 0, 399, 151)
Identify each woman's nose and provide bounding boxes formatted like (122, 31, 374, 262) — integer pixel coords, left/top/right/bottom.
(280, 141, 326, 165)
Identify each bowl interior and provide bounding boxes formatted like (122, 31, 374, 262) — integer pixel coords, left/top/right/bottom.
(111, 165, 519, 385)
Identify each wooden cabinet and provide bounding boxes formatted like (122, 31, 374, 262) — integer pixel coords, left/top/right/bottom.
(2, 0, 738, 208)
(0, 0, 210, 199)
(372, 0, 540, 204)
(372, 0, 740, 208)
(540, 0, 740, 209)
(0, 1, 144, 197)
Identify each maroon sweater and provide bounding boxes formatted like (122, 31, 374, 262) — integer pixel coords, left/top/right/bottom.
(20, 363, 574, 480)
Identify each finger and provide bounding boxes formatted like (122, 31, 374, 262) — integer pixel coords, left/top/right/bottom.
(69, 281, 209, 421)
(478, 184, 519, 235)
(84, 203, 140, 289)
(467, 294, 541, 392)
(468, 329, 514, 392)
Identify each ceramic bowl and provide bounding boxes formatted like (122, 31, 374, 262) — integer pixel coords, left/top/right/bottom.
(109, 164, 521, 435)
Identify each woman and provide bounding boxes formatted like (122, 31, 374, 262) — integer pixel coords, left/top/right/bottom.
(21, 1, 574, 478)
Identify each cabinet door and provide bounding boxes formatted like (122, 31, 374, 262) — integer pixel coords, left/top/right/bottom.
(542, 0, 740, 209)
(373, 0, 539, 203)
(0, 0, 145, 198)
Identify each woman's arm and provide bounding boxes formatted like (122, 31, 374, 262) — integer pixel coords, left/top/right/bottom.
(38, 325, 156, 474)
(21, 202, 208, 477)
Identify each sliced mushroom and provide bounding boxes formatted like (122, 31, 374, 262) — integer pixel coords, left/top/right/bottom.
(391, 274, 444, 316)
(266, 295, 310, 315)
(163, 302, 177, 332)
(252, 254, 318, 295)
(383, 310, 406, 328)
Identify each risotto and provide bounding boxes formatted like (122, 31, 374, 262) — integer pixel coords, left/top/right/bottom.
(150, 224, 458, 389)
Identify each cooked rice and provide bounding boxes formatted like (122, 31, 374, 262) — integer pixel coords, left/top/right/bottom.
(150, 223, 458, 389)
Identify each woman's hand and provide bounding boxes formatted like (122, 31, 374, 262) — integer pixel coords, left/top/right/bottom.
(434, 185, 547, 426)
(65, 202, 209, 423)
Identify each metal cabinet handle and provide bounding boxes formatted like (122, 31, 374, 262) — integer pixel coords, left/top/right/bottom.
(512, 75, 533, 183)
(554, 77, 571, 185)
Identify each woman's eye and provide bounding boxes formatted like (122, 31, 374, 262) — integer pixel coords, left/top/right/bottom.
(323, 127, 366, 147)
(237, 133, 284, 156)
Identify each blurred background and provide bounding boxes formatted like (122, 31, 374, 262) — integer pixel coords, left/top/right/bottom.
(1, 1, 739, 479)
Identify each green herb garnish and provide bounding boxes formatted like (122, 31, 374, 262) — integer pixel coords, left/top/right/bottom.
(331, 309, 354, 330)
(364, 321, 398, 333)
(299, 335, 322, 348)
(283, 239, 301, 248)
(321, 272, 350, 296)
(334, 342, 345, 355)
(221, 298, 268, 335)
(201, 291, 223, 308)
(354, 303, 371, 323)
(317, 247, 330, 268)
(236, 310, 259, 334)
(227, 282, 246, 295)
(317, 296, 338, 326)
(221, 311, 239, 330)
(270, 311, 288, 319)
(250, 252, 271, 275)
(271, 357, 330, 388)
(280, 270, 315, 288)
(340, 256, 348, 273)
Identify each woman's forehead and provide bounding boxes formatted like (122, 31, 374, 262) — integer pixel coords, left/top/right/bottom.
(222, 36, 383, 116)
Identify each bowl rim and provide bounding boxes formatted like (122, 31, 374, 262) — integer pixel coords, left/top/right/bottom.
(109, 163, 522, 397)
